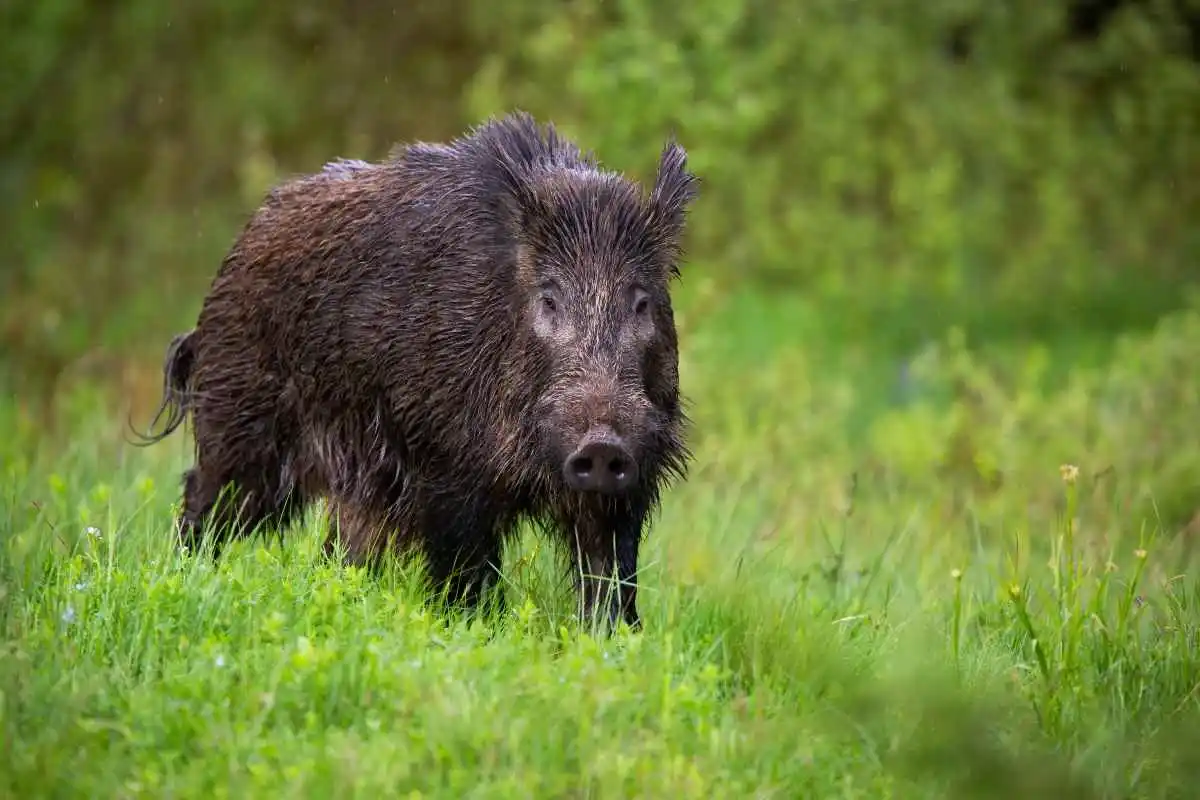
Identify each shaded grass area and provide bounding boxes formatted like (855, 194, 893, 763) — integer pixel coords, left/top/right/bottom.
(3, 288, 1200, 798)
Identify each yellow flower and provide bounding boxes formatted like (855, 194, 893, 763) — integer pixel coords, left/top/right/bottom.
(1059, 464, 1079, 485)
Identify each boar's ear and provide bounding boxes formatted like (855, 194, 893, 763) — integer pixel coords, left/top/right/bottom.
(648, 139, 699, 257)
(493, 158, 545, 242)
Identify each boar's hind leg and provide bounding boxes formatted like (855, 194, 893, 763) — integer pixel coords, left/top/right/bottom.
(178, 461, 306, 557)
(322, 497, 399, 569)
(322, 488, 507, 616)
(567, 503, 647, 632)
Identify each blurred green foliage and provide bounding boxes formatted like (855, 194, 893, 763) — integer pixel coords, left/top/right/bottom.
(3, 0, 1198, 397)
(2, 0, 487, 393)
(467, 0, 1199, 342)
(867, 297, 1200, 537)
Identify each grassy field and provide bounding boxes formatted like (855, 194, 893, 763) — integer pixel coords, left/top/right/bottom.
(3, 282, 1199, 799)
(6, 1, 1198, 796)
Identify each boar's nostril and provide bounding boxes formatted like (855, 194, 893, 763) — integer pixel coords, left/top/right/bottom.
(564, 438, 638, 494)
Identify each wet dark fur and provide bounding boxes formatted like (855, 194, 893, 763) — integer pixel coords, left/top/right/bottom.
(132, 111, 699, 629)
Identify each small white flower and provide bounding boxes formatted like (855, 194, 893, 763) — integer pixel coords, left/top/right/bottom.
(85, 526, 102, 539)
(214, 654, 226, 668)
(61, 606, 77, 624)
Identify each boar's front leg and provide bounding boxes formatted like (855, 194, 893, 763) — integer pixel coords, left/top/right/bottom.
(568, 502, 647, 632)
(416, 489, 506, 617)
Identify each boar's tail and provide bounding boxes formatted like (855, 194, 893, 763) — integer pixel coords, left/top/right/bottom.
(126, 331, 197, 447)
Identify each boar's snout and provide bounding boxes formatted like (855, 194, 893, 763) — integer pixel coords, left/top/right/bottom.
(563, 425, 638, 495)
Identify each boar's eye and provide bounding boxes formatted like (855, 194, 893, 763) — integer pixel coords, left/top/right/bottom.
(632, 288, 651, 317)
(532, 284, 562, 339)
(537, 281, 560, 316)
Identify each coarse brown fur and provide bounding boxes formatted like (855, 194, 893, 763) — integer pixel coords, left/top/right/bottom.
(132, 111, 699, 630)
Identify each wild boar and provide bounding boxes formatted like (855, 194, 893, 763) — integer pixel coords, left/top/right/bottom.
(134, 111, 699, 630)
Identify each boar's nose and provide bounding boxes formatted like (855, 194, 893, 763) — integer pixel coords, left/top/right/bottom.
(563, 427, 638, 494)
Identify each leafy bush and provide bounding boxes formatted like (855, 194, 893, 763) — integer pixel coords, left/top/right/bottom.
(466, 0, 1200, 341)
(6, 0, 1199, 396)
(1, 0, 486, 393)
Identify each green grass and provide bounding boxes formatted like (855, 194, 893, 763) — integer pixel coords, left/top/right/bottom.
(3, 292, 1200, 799)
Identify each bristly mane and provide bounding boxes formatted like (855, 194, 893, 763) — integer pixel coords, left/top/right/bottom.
(458, 111, 600, 175)
(443, 111, 700, 276)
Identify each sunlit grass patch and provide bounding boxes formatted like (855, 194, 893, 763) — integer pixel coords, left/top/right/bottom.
(2, 302, 1199, 798)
